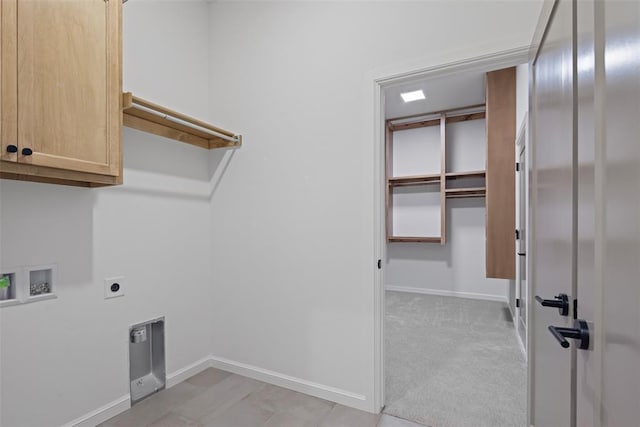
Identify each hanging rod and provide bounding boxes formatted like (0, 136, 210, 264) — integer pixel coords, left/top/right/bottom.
(131, 102, 238, 143)
(122, 93, 242, 150)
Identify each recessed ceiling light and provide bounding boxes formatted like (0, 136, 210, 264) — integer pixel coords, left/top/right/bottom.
(401, 90, 425, 103)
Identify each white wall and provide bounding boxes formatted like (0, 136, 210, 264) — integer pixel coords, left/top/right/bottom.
(392, 126, 441, 176)
(392, 185, 441, 238)
(206, 0, 542, 412)
(0, 2, 214, 426)
(390, 126, 442, 238)
(516, 63, 530, 131)
(447, 119, 487, 173)
(386, 199, 510, 300)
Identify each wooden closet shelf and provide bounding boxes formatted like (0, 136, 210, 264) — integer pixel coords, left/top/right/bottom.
(387, 103, 486, 124)
(445, 187, 486, 198)
(388, 236, 443, 243)
(388, 174, 441, 186)
(388, 112, 486, 132)
(445, 170, 486, 179)
(122, 93, 242, 150)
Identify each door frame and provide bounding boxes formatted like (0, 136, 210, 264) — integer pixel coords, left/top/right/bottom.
(515, 117, 529, 354)
(526, 2, 565, 425)
(372, 47, 531, 413)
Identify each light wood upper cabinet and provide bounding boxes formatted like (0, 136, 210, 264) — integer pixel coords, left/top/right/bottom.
(1, 0, 122, 186)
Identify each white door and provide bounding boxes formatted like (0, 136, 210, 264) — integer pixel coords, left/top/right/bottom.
(531, 0, 640, 425)
(575, 1, 640, 426)
(530, 0, 576, 425)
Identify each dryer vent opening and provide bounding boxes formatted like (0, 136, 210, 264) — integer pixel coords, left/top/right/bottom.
(129, 317, 165, 404)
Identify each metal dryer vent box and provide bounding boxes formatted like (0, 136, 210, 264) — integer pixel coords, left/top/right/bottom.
(129, 317, 165, 405)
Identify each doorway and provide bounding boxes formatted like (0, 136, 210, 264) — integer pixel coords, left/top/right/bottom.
(373, 51, 531, 426)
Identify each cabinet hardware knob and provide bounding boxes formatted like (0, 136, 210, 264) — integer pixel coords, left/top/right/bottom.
(21, 148, 33, 156)
(6, 145, 18, 153)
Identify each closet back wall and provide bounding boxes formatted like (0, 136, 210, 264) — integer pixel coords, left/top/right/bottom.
(0, 2, 214, 426)
(386, 200, 510, 301)
(386, 119, 510, 301)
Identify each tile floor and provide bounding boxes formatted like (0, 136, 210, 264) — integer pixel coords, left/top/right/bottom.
(101, 368, 424, 427)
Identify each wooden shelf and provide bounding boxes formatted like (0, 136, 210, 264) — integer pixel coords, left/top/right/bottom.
(122, 93, 242, 150)
(445, 170, 486, 179)
(389, 112, 485, 131)
(388, 174, 441, 187)
(445, 187, 486, 198)
(388, 236, 442, 243)
(387, 103, 486, 128)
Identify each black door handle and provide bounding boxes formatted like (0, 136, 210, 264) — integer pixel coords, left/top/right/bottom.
(548, 319, 590, 350)
(535, 293, 569, 316)
(21, 148, 33, 156)
(6, 145, 18, 153)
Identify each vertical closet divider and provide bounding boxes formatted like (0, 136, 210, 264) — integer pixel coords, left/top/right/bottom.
(440, 113, 447, 245)
(385, 123, 393, 241)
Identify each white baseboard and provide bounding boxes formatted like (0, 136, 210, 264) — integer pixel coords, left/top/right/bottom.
(167, 356, 212, 388)
(209, 356, 371, 412)
(385, 285, 508, 303)
(497, 293, 527, 358)
(61, 354, 372, 426)
(63, 356, 211, 427)
(61, 395, 130, 427)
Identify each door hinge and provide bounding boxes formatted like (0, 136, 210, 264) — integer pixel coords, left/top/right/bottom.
(377, 259, 382, 269)
(516, 162, 520, 172)
(516, 298, 521, 308)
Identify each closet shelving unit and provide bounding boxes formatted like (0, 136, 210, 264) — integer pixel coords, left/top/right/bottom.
(122, 93, 242, 149)
(386, 104, 486, 244)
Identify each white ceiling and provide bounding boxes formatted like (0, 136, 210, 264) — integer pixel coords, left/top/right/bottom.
(384, 71, 486, 120)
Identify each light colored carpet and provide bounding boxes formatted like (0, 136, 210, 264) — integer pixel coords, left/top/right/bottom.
(384, 291, 526, 427)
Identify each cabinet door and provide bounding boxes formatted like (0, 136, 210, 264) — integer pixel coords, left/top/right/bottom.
(16, 0, 120, 176)
(1, 1, 18, 164)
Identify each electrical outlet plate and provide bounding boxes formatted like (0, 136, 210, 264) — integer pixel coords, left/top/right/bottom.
(104, 276, 125, 299)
